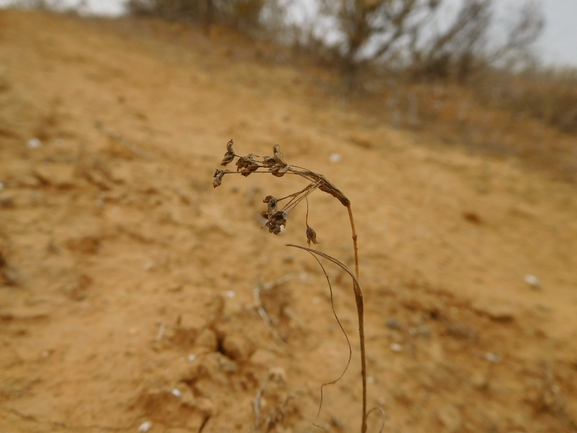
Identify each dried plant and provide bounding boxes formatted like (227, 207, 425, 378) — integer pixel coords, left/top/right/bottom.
(214, 140, 383, 432)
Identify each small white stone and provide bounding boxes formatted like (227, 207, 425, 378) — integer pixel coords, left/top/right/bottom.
(390, 343, 402, 352)
(485, 352, 499, 363)
(137, 421, 152, 432)
(224, 290, 236, 298)
(367, 376, 375, 384)
(26, 138, 42, 149)
(524, 274, 540, 287)
(144, 262, 154, 270)
(188, 354, 196, 362)
(329, 153, 342, 163)
(171, 388, 181, 397)
(312, 297, 320, 304)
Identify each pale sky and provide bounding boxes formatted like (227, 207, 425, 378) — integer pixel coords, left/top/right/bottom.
(2, 0, 577, 67)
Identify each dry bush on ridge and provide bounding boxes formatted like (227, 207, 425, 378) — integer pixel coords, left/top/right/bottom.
(479, 66, 577, 134)
(318, 0, 544, 87)
(124, 0, 268, 33)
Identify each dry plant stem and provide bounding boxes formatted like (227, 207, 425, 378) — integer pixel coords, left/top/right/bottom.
(306, 252, 352, 431)
(287, 244, 367, 433)
(345, 203, 366, 433)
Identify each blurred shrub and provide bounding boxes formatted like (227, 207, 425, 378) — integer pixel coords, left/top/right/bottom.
(125, 0, 266, 31)
(318, 0, 544, 88)
(483, 67, 577, 134)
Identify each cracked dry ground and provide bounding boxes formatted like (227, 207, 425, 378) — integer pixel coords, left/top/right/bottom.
(1, 10, 577, 433)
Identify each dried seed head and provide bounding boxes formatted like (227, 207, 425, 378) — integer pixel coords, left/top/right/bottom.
(220, 153, 235, 166)
(263, 195, 278, 218)
(265, 210, 289, 235)
(236, 154, 259, 177)
(273, 144, 286, 166)
(267, 199, 277, 216)
(220, 139, 236, 166)
(262, 156, 277, 167)
(306, 226, 319, 246)
(213, 169, 225, 188)
(271, 165, 289, 177)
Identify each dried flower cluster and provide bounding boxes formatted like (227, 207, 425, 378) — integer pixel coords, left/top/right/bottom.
(214, 139, 348, 241)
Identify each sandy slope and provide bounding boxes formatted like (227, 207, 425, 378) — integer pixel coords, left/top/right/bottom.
(1, 10, 576, 433)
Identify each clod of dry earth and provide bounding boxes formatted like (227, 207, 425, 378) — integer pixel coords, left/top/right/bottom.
(1, 10, 577, 433)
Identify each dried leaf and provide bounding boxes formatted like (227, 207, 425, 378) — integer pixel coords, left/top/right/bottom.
(262, 156, 277, 167)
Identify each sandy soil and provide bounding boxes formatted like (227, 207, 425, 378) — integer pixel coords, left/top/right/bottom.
(1, 10, 576, 433)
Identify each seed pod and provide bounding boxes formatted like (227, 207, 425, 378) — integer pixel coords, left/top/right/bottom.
(262, 195, 278, 218)
(271, 165, 288, 177)
(221, 150, 235, 166)
(306, 226, 319, 246)
(273, 144, 286, 166)
(267, 198, 277, 215)
(265, 210, 289, 235)
(236, 155, 259, 176)
(213, 169, 225, 188)
(220, 140, 235, 166)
